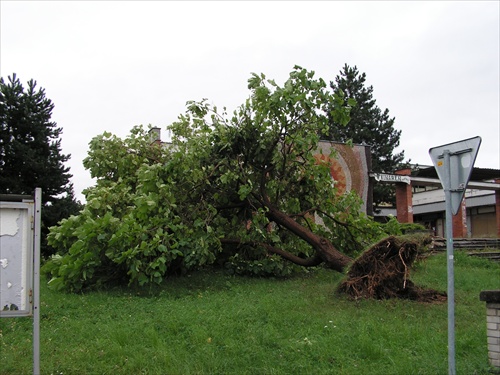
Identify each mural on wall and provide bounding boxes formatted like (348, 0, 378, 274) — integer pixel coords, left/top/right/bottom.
(315, 141, 371, 214)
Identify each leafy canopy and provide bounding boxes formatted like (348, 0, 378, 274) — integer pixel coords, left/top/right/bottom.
(44, 66, 390, 291)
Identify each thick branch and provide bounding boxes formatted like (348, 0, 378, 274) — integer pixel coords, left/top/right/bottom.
(263, 203, 352, 272)
(220, 238, 324, 267)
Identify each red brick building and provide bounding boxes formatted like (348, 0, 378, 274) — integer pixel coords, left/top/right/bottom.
(379, 166, 500, 238)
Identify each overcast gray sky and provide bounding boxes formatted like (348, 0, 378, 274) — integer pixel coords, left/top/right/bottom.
(1, 1, 499, 202)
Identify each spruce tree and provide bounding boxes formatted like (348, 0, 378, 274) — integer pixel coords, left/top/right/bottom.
(324, 64, 407, 210)
(0, 73, 81, 255)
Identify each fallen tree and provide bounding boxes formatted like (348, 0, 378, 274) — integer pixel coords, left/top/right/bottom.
(44, 66, 444, 302)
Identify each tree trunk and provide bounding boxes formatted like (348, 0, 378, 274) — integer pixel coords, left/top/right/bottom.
(265, 205, 352, 272)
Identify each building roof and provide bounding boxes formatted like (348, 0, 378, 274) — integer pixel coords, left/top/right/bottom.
(411, 166, 499, 182)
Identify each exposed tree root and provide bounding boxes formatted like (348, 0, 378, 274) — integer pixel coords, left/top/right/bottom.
(338, 235, 447, 303)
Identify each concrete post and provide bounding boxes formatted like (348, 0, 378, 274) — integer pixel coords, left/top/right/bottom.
(479, 291, 500, 370)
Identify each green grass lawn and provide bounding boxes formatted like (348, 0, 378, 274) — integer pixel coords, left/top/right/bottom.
(1, 251, 499, 375)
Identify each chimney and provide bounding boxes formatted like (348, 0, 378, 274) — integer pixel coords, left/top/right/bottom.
(149, 127, 161, 145)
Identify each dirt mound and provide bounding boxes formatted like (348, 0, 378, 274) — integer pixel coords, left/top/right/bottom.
(338, 235, 446, 303)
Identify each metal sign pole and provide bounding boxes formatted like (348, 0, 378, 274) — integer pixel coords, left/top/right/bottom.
(429, 136, 481, 375)
(33, 188, 41, 375)
(443, 151, 456, 375)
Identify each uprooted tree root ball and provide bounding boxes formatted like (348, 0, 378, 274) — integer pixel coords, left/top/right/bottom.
(338, 235, 447, 303)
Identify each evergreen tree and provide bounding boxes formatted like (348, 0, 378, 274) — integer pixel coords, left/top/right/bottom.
(0, 73, 81, 255)
(323, 64, 407, 210)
